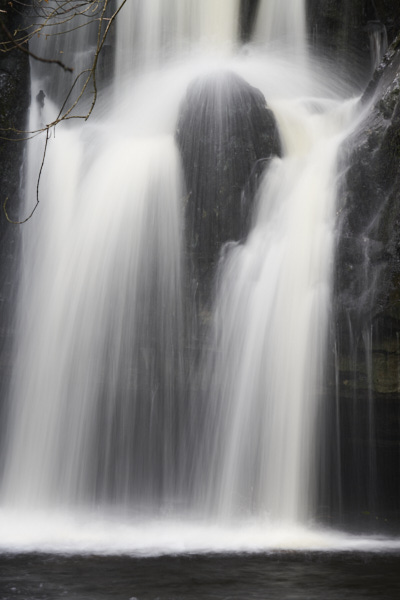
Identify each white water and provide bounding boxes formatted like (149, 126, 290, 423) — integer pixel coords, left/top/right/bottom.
(2, 119, 185, 508)
(1, 510, 400, 556)
(254, 0, 307, 56)
(0, 0, 397, 554)
(368, 21, 388, 72)
(116, 0, 240, 80)
(199, 97, 358, 523)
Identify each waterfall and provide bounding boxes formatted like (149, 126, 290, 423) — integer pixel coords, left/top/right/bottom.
(115, 0, 240, 80)
(198, 97, 358, 523)
(1, 127, 186, 509)
(253, 0, 307, 56)
(0, 0, 396, 555)
(367, 21, 388, 72)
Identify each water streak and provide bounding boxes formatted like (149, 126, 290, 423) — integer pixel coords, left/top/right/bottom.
(0, 0, 394, 554)
(253, 0, 307, 56)
(199, 97, 358, 523)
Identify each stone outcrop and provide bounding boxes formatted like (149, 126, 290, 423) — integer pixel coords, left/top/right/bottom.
(0, 1, 30, 220)
(336, 35, 400, 381)
(176, 71, 281, 308)
(0, 1, 31, 395)
(328, 26, 400, 526)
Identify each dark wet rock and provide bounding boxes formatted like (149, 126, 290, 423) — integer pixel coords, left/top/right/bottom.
(333, 31, 400, 427)
(373, 0, 400, 44)
(240, 0, 260, 42)
(321, 23, 400, 524)
(307, 0, 400, 84)
(307, 0, 375, 80)
(0, 0, 31, 396)
(0, 0, 30, 221)
(176, 70, 281, 307)
(336, 37, 400, 333)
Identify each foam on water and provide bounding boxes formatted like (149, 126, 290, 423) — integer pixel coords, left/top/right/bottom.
(0, 510, 399, 557)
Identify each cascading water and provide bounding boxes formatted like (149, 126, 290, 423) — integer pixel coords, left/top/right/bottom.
(116, 0, 239, 77)
(253, 0, 307, 56)
(198, 97, 359, 524)
(1, 128, 186, 509)
(0, 0, 399, 554)
(367, 21, 388, 72)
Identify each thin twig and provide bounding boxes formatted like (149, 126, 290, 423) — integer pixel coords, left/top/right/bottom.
(0, 20, 73, 72)
(2, 0, 127, 223)
(3, 129, 50, 224)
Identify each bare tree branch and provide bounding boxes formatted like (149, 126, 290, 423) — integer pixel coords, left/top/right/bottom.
(0, 19, 73, 72)
(3, 126, 50, 224)
(1, 0, 127, 224)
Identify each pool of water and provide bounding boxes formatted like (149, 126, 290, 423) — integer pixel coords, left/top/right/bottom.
(1, 551, 400, 600)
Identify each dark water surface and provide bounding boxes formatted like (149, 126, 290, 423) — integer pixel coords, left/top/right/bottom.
(1, 551, 400, 600)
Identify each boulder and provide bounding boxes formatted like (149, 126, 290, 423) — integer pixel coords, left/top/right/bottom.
(176, 71, 281, 307)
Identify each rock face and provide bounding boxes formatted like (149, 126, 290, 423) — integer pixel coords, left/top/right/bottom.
(176, 71, 281, 307)
(337, 39, 400, 331)
(0, 1, 30, 220)
(0, 1, 31, 397)
(328, 31, 400, 527)
(301, 0, 400, 527)
(307, 0, 400, 85)
(373, 1, 400, 43)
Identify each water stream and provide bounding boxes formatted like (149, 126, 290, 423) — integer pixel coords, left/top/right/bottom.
(0, 0, 399, 556)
